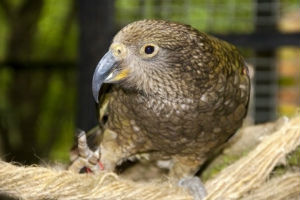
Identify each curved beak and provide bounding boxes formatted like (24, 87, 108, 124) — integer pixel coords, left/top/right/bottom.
(92, 51, 119, 103)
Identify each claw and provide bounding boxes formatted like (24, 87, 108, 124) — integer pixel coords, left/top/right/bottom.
(68, 131, 104, 174)
(86, 167, 92, 173)
(98, 161, 104, 170)
(78, 131, 90, 158)
(89, 148, 100, 165)
(178, 177, 207, 200)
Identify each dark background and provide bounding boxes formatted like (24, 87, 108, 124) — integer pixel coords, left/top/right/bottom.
(0, 0, 299, 165)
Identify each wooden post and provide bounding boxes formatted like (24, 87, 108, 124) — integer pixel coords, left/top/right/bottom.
(76, 0, 115, 130)
(254, 0, 278, 123)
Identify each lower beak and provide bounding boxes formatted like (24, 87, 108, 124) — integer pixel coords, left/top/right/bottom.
(92, 51, 119, 103)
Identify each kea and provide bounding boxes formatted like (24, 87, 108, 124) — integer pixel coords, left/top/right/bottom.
(69, 19, 250, 199)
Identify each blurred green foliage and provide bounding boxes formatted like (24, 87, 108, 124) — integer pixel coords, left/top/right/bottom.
(0, 68, 20, 148)
(35, 71, 76, 161)
(0, 0, 77, 163)
(115, 0, 255, 33)
(0, 8, 8, 61)
(33, 0, 77, 61)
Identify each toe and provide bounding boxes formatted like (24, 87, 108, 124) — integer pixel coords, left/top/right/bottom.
(178, 177, 207, 200)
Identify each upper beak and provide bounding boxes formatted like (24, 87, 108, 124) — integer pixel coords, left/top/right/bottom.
(92, 51, 119, 103)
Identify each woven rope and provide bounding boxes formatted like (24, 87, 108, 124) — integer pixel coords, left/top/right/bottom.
(0, 116, 299, 200)
(204, 116, 300, 200)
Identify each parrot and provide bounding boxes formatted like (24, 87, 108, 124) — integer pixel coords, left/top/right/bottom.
(69, 19, 250, 200)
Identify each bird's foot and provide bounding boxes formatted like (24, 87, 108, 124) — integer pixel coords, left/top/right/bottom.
(178, 177, 207, 200)
(68, 130, 103, 174)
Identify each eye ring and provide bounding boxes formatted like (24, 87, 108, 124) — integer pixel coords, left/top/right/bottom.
(140, 43, 159, 58)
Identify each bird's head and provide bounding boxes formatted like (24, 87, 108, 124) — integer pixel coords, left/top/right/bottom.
(92, 20, 209, 103)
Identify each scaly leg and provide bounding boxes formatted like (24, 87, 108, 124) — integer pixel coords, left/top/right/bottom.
(69, 129, 131, 173)
(68, 131, 103, 174)
(170, 155, 207, 200)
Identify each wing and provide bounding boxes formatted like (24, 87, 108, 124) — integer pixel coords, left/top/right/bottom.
(97, 83, 112, 129)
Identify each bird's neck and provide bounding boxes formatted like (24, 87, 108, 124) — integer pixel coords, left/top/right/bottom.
(120, 84, 196, 106)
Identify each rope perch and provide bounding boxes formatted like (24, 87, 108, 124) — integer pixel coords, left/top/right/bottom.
(0, 162, 190, 200)
(0, 116, 299, 200)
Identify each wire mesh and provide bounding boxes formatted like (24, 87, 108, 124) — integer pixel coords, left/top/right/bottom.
(115, 0, 300, 123)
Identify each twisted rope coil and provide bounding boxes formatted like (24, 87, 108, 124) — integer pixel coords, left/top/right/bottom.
(0, 116, 299, 200)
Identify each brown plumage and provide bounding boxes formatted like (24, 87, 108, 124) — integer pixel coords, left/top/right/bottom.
(72, 19, 250, 198)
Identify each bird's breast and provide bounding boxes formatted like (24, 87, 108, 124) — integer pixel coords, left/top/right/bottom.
(107, 74, 249, 154)
(109, 90, 205, 152)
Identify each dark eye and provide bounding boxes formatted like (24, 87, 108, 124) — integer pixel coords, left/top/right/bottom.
(144, 45, 155, 54)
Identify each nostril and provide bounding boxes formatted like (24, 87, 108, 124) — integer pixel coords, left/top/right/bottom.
(111, 43, 127, 57)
